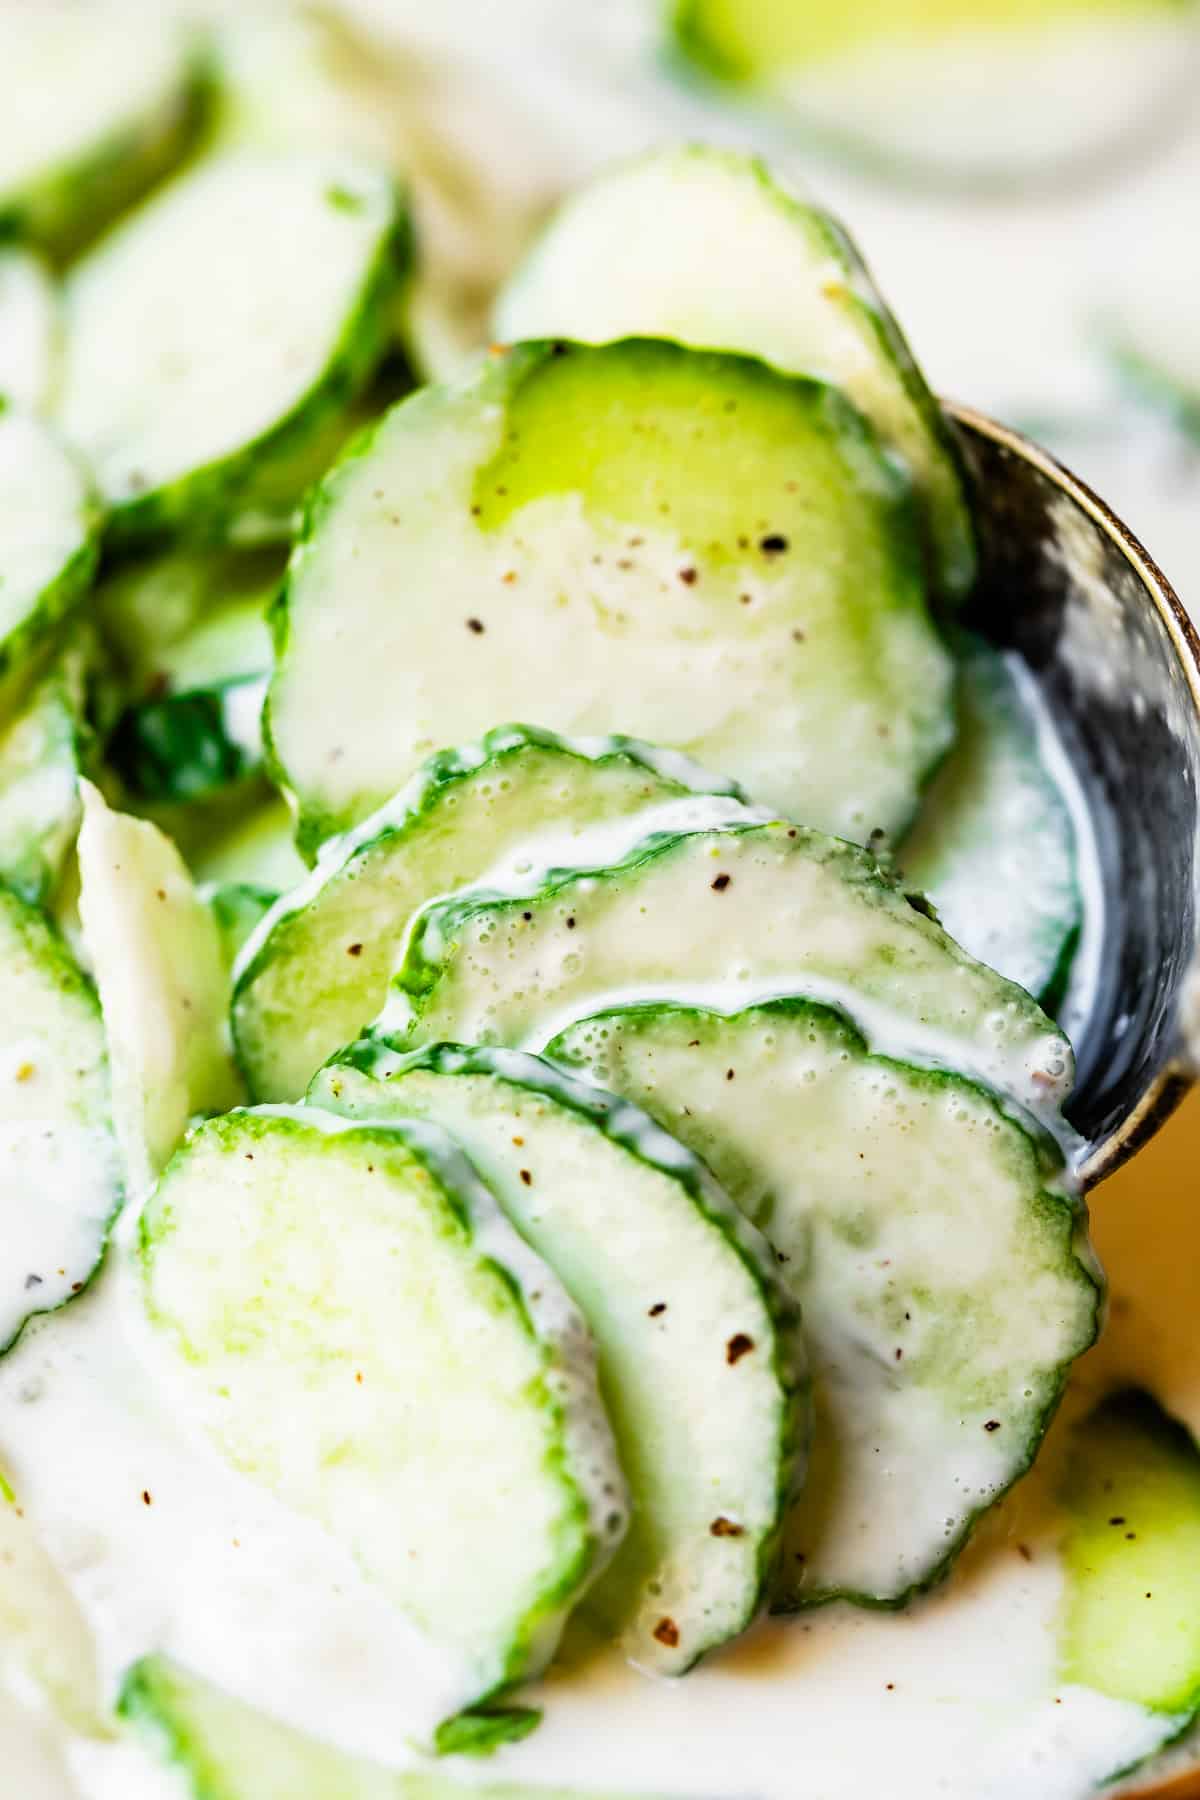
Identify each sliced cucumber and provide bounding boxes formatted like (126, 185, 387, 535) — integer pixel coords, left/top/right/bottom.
(58, 148, 411, 543)
(0, 1478, 108, 1741)
(548, 999, 1098, 1607)
(234, 723, 748, 1100)
(0, 883, 121, 1355)
(267, 338, 954, 848)
(0, 410, 98, 703)
(494, 145, 973, 604)
(0, 5, 200, 254)
(0, 641, 86, 908)
(667, 0, 1198, 188)
(392, 818, 1075, 1127)
(0, 247, 58, 413)
(77, 783, 242, 1193)
(310, 1039, 807, 1672)
(119, 1655, 671, 1800)
(901, 636, 1081, 1006)
(1061, 1388, 1200, 1719)
(138, 1106, 628, 1715)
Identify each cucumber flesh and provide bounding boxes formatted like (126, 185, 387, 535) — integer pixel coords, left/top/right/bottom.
(0, 411, 98, 701)
(0, 4, 198, 253)
(1061, 1388, 1200, 1718)
(0, 883, 121, 1355)
(494, 144, 974, 604)
(119, 1654, 672, 1800)
(669, 1, 1197, 186)
(233, 723, 750, 1100)
(137, 1106, 628, 1715)
(0, 247, 58, 413)
(267, 337, 954, 848)
(901, 636, 1081, 1005)
(549, 1000, 1098, 1606)
(309, 1040, 807, 1672)
(77, 783, 242, 1194)
(0, 642, 85, 909)
(58, 149, 409, 542)
(392, 819, 1075, 1130)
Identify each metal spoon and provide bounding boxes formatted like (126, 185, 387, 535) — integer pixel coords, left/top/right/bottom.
(949, 404, 1200, 1185)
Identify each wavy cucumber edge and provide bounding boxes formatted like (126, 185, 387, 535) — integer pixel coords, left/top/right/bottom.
(0, 883, 124, 1359)
(234, 716, 747, 1059)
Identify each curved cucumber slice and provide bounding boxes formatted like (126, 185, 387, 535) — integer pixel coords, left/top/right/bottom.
(902, 636, 1081, 1006)
(0, 642, 85, 909)
(668, 0, 1196, 188)
(267, 337, 953, 848)
(391, 818, 1075, 1128)
(234, 723, 748, 1101)
(310, 1040, 807, 1672)
(0, 885, 121, 1355)
(549, 1000, 1099, 1607)
(58, 149, 410, 543)
(0, 5, 199, 253)
(0, 247, 58, 414)
(183, 792, 307, 895)
(77, 784, 242, 1193)
(119, 1655, 673, 1800)
(95, 544, 285, 697)
(1061, 1388, 1200, 1719)
(494, 145, 974, 604)
(137, 1106, 628, 1715)
(0, 412, 98, 702)
(0, 1481, 107, 1740)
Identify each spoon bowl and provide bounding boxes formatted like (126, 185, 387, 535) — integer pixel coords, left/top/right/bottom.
(947, 403, 1200, 1185)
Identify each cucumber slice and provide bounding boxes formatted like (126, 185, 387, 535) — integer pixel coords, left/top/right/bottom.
(0, 642, 85, 908)
(667, 0, 1197, 188)
(58, 149, 411, 543)
(0, 5, 199, 254)
(391, 818, 1075, 1128)
(901, 636, 1081, 1006)
(0, 247, 58, 413)
(494, 145, 974, 605)
(0, 1479, 108, 1741)
(0, 883, 121, 1355)
(267, 337, 954, 848)
(95, 544, 285, 697)
(548, 999, 1099, 1607)
(1061, 1388, 1200, 1719)
(119, 1655, 670, 1800)
(234, 723, 749, 1101)
(77, 783, 242, 1193)
(310, 1040, 807, 1672)
(0, 411, 99, 703)
(137, 1106, 629, 1714)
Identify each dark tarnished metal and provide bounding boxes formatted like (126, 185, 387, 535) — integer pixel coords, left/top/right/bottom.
(948, 404, 1200, 1186)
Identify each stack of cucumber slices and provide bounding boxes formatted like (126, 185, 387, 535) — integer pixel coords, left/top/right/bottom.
(0, 15, 1198, 1800)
